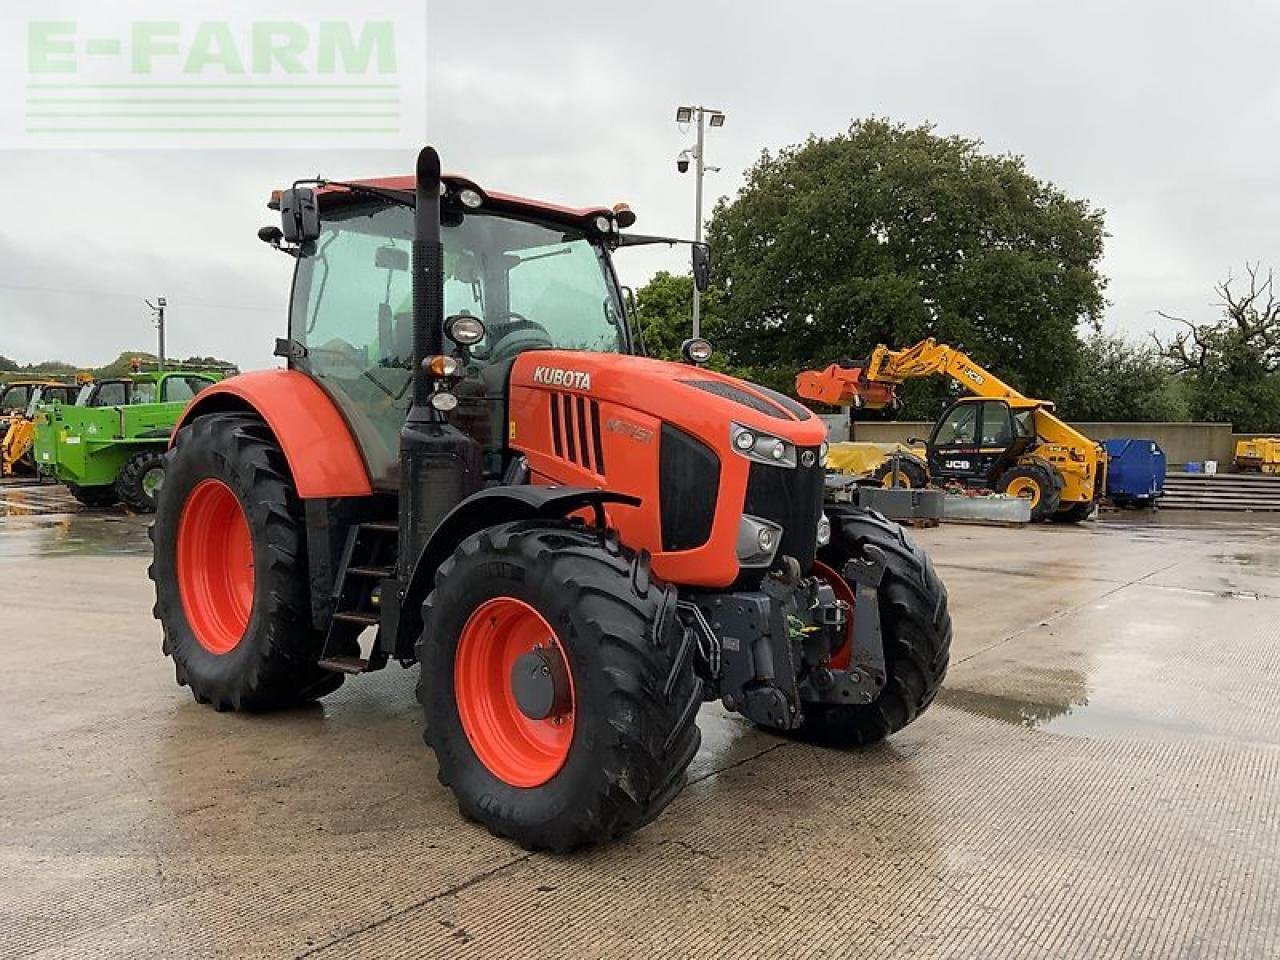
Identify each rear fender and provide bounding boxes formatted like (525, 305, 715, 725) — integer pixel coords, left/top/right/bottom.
(387, 486, 641, 660)
(172, 370, 372, 499)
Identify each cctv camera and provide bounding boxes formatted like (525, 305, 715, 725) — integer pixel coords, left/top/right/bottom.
(676, 157, 690, 174)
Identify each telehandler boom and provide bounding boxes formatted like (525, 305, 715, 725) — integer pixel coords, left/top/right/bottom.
(797, 338, 1106, 522)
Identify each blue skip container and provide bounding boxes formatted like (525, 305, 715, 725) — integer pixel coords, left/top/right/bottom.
(1103, 438, 1167, 505)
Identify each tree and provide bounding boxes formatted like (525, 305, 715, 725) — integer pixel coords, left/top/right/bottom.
(1055, 332, 1187, 422)
(0, 355, 17, 371)
(705, 118, 1108, 409)
(1155, 264, 1280, 432)
(633, 271, 728, 366)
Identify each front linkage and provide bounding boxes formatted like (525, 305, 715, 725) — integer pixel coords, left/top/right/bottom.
(682, 546, 888, 731)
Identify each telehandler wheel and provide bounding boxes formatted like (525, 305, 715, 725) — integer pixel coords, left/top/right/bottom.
(798, 507, 952, 746)
(998, 463, 1061, 522)
(419, 521, 703, 852)
(872, 457, 929, 489)
(1050, 501, 1095, 523)
(149, 414, 344, 711)
(66, 483, 119, 509)
(116, 449, 167, 513)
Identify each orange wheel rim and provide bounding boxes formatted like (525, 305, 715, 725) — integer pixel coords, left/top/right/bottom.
(454, 597, 576, 787)
(177, 479, 254, 655)
(811, 560, 855, 670)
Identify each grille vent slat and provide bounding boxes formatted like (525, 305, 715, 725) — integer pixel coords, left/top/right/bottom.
(546, 392, 605, 475)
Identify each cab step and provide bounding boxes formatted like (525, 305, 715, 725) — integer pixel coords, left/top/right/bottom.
(333, 610, 379, 626)
(317, 655, 370, 675)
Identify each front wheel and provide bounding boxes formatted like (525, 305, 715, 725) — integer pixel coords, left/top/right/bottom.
(798, 507, 952, 745)
(998, 462, 1062, 522)
(150, 414, 344, 711)
(1050, 501, 1095, 523)
(418, 522, 702, 852)
(116, 449, 166, 512)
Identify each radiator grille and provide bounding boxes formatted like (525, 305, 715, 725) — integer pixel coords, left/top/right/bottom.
(548, 392, 606, 475)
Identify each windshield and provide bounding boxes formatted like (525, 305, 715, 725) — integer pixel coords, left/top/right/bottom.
(289, 201, 627, 486)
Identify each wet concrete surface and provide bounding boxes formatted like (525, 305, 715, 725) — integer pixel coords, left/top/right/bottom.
(2, 496, 1278, 958)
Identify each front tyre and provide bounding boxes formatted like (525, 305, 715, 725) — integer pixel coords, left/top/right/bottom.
(116, 449, 167, 512)
(149, 414, 343, 711)
(419, 522, 702, 852)
(799, 507, 952, 745)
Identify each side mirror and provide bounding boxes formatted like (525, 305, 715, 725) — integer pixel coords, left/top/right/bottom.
(375, 245, 409, 272)
(280, 187, 320, 243)
(691, 243, 711, 292)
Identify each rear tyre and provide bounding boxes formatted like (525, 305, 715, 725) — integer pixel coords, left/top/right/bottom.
(1050, 501, 1095, 523)
(67, 483, 119, 508)
(116, 449, 167, 513)
(796, 507, 952, 746)
(150, 414, 344, 711)
(998, 462, 1062, 522)
(872, 455, 929, 489)
(419, 521, 702, 852)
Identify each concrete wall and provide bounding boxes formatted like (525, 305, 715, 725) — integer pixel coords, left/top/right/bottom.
(839, 419, 1248, 467)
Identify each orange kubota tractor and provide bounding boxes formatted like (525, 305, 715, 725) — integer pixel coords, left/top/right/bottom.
(797, 339, 1106, 522)
(150, 148, 951, 851)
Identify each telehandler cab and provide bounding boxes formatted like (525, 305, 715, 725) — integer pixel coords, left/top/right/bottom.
(150, 147, 951, 851)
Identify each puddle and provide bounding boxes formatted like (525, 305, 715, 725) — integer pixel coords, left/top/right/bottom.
(938, 686, 1087, 731)
(0, 510, 152, 558)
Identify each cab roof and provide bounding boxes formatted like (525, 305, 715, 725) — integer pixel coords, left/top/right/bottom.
(312, 174, 619, 226)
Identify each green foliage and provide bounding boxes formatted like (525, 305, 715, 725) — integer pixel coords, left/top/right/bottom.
(705, 118, 1108, 402)
(1056, 333, 1188, 422)
(1156, 264, 1280, 432)
(0, 350, 235, 384)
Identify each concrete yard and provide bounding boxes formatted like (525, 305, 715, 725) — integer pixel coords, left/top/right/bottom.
(2, 482, 1278, 958)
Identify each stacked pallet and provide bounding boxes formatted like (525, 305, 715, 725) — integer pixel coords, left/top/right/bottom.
(1161, 471, 1280, 512)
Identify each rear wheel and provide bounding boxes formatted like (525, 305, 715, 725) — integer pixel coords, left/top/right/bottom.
(1051, 500, 1095, 523)
(150, 414, 343, 711)
(67, 483, 118, 508)
(796, 507, 952, 746)
(116, 449, 166, 513)
(998, 462, 1062, 522)
(419, 521, 702, 852)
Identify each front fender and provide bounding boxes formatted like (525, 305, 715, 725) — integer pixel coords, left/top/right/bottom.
(389, 486, 640, 659)
(172, 370, 372, 499)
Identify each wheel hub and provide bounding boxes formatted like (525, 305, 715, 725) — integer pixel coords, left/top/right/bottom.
(510, 647, 572, 721)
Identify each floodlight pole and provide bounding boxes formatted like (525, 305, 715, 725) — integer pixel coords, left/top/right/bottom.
(676, 105, 724, 340)
(692, 110, 706, 339)
(146, 297, 167, 370)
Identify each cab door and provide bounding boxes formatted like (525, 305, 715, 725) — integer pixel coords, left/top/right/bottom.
(972, 400, 1021, 483)
(927, 400, 982, 483)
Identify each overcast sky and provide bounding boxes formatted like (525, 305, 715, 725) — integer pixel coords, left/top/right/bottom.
(1, 0, 1276, 370)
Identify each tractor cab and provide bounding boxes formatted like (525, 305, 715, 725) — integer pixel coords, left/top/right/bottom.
(279, 183, 638, 487)
(925, 396, 1037, 487)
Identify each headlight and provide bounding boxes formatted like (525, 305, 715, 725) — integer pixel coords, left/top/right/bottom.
(729, 422, 797, 469)
(819, 441, 829, 465)
(736, 514, 783, 567)
(816, 514, 831, 546)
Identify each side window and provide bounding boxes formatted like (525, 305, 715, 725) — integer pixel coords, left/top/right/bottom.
(933, 403, 979, 445)
(979, 401, 1014, 446)
(290, 203, 414, 487)
(94, 382, 128, 407)
(1013, 409, 1035, 439)
(132, 382, 156, 404)
(162, 376, 210, 403)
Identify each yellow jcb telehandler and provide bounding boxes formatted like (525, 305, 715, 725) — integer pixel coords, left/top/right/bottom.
(797, 339, 1106, 522)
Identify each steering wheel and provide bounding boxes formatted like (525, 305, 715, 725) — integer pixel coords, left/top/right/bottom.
(485, 312, 553, 363)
